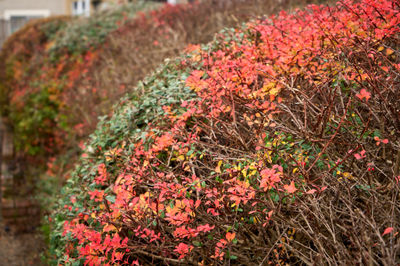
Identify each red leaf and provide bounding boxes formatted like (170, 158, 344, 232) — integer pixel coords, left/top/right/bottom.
(306, 189, 317, 194)
(354, 150, 366, 160)
(382, 227, 394, 236)
(356, 89, 371, 102)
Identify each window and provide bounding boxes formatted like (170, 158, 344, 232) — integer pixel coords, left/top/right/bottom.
(72, 0, 90, 16)
(4, 10, 50, 34)
(10, 15, 41, 33)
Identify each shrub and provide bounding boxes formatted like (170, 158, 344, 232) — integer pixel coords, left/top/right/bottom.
(51, 0, 400, 264)
(0, 0, 329, 248)
(48, 1, 159, 55)
(0, 16, 69, 118)
(0, 0, 325, 162)
(72, 0, 329, 139)
(0, 0, 328, 218)
(0, 2, 158, 159)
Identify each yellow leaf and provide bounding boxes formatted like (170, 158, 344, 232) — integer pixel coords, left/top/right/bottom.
(253, 216, 259, 224)
(241, 169, 247, 177)
(177, 155, 185, 161)
(105, 151, 113, 161)
(262, 82, 276, 91)
(386, 48, 394, 56)
(269, 87, 281, 96)
(215, 161, 223, 173)
(378, 46, 385, 52)
(342, 172, 354, 179)
(265, 151, 272, 163)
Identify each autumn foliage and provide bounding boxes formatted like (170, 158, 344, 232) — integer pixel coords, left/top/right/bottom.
(0, 0, 318, 211)
(0, 2, 156, 159)
(0, 1, 326, 208)
(49, 0, 400, 264)
(0, 0, 316, 160)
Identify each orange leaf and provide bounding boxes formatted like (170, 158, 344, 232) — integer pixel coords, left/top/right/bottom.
(215, 161, 223, 174)
(284, 181, 297, 194)
(386, 48, 394, 56)
(103, 224, 117, 233)
(226, 232, 236, 242)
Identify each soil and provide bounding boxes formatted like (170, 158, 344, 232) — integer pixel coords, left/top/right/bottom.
(0, 227, 45, 266)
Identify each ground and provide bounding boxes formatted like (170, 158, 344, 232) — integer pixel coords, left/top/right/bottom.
(0, 226, 45, 266)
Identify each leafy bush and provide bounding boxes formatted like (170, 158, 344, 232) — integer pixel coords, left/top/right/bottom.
(0, 16, 69, 118)
(0, 0, 324, 161)
(0, 2, 156, 158)
(0, 0, 330, 250)
(0, 0, 327, 217)
(51, 0, 400, 264)
(50, 54, 199, 263)
(48, 1, 159, 55)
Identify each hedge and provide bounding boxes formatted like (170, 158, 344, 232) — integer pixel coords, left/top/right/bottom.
(51, 0, 400, 264)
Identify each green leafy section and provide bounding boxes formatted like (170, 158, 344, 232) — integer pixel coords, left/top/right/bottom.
(49, 1, 159, 55)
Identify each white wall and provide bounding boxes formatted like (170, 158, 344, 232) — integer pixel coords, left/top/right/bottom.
(0, 0, 66, 19)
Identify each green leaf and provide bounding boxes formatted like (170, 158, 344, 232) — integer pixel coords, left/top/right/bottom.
(105, 195, 115, 203)
(193, 241, 202, 247)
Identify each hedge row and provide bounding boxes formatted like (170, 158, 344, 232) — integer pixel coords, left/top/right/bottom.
(0, 0, 323, 200)
(51, 0, 400, 264)
(0, 1, 157, 158)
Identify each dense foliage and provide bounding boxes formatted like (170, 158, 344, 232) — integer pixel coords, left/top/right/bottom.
(0, 0, 325, 223)
(48, 1, 158, 55)
(51, 0, 400, 264)
(0, 0, 321, 187)
(0, 1, 157, 158)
